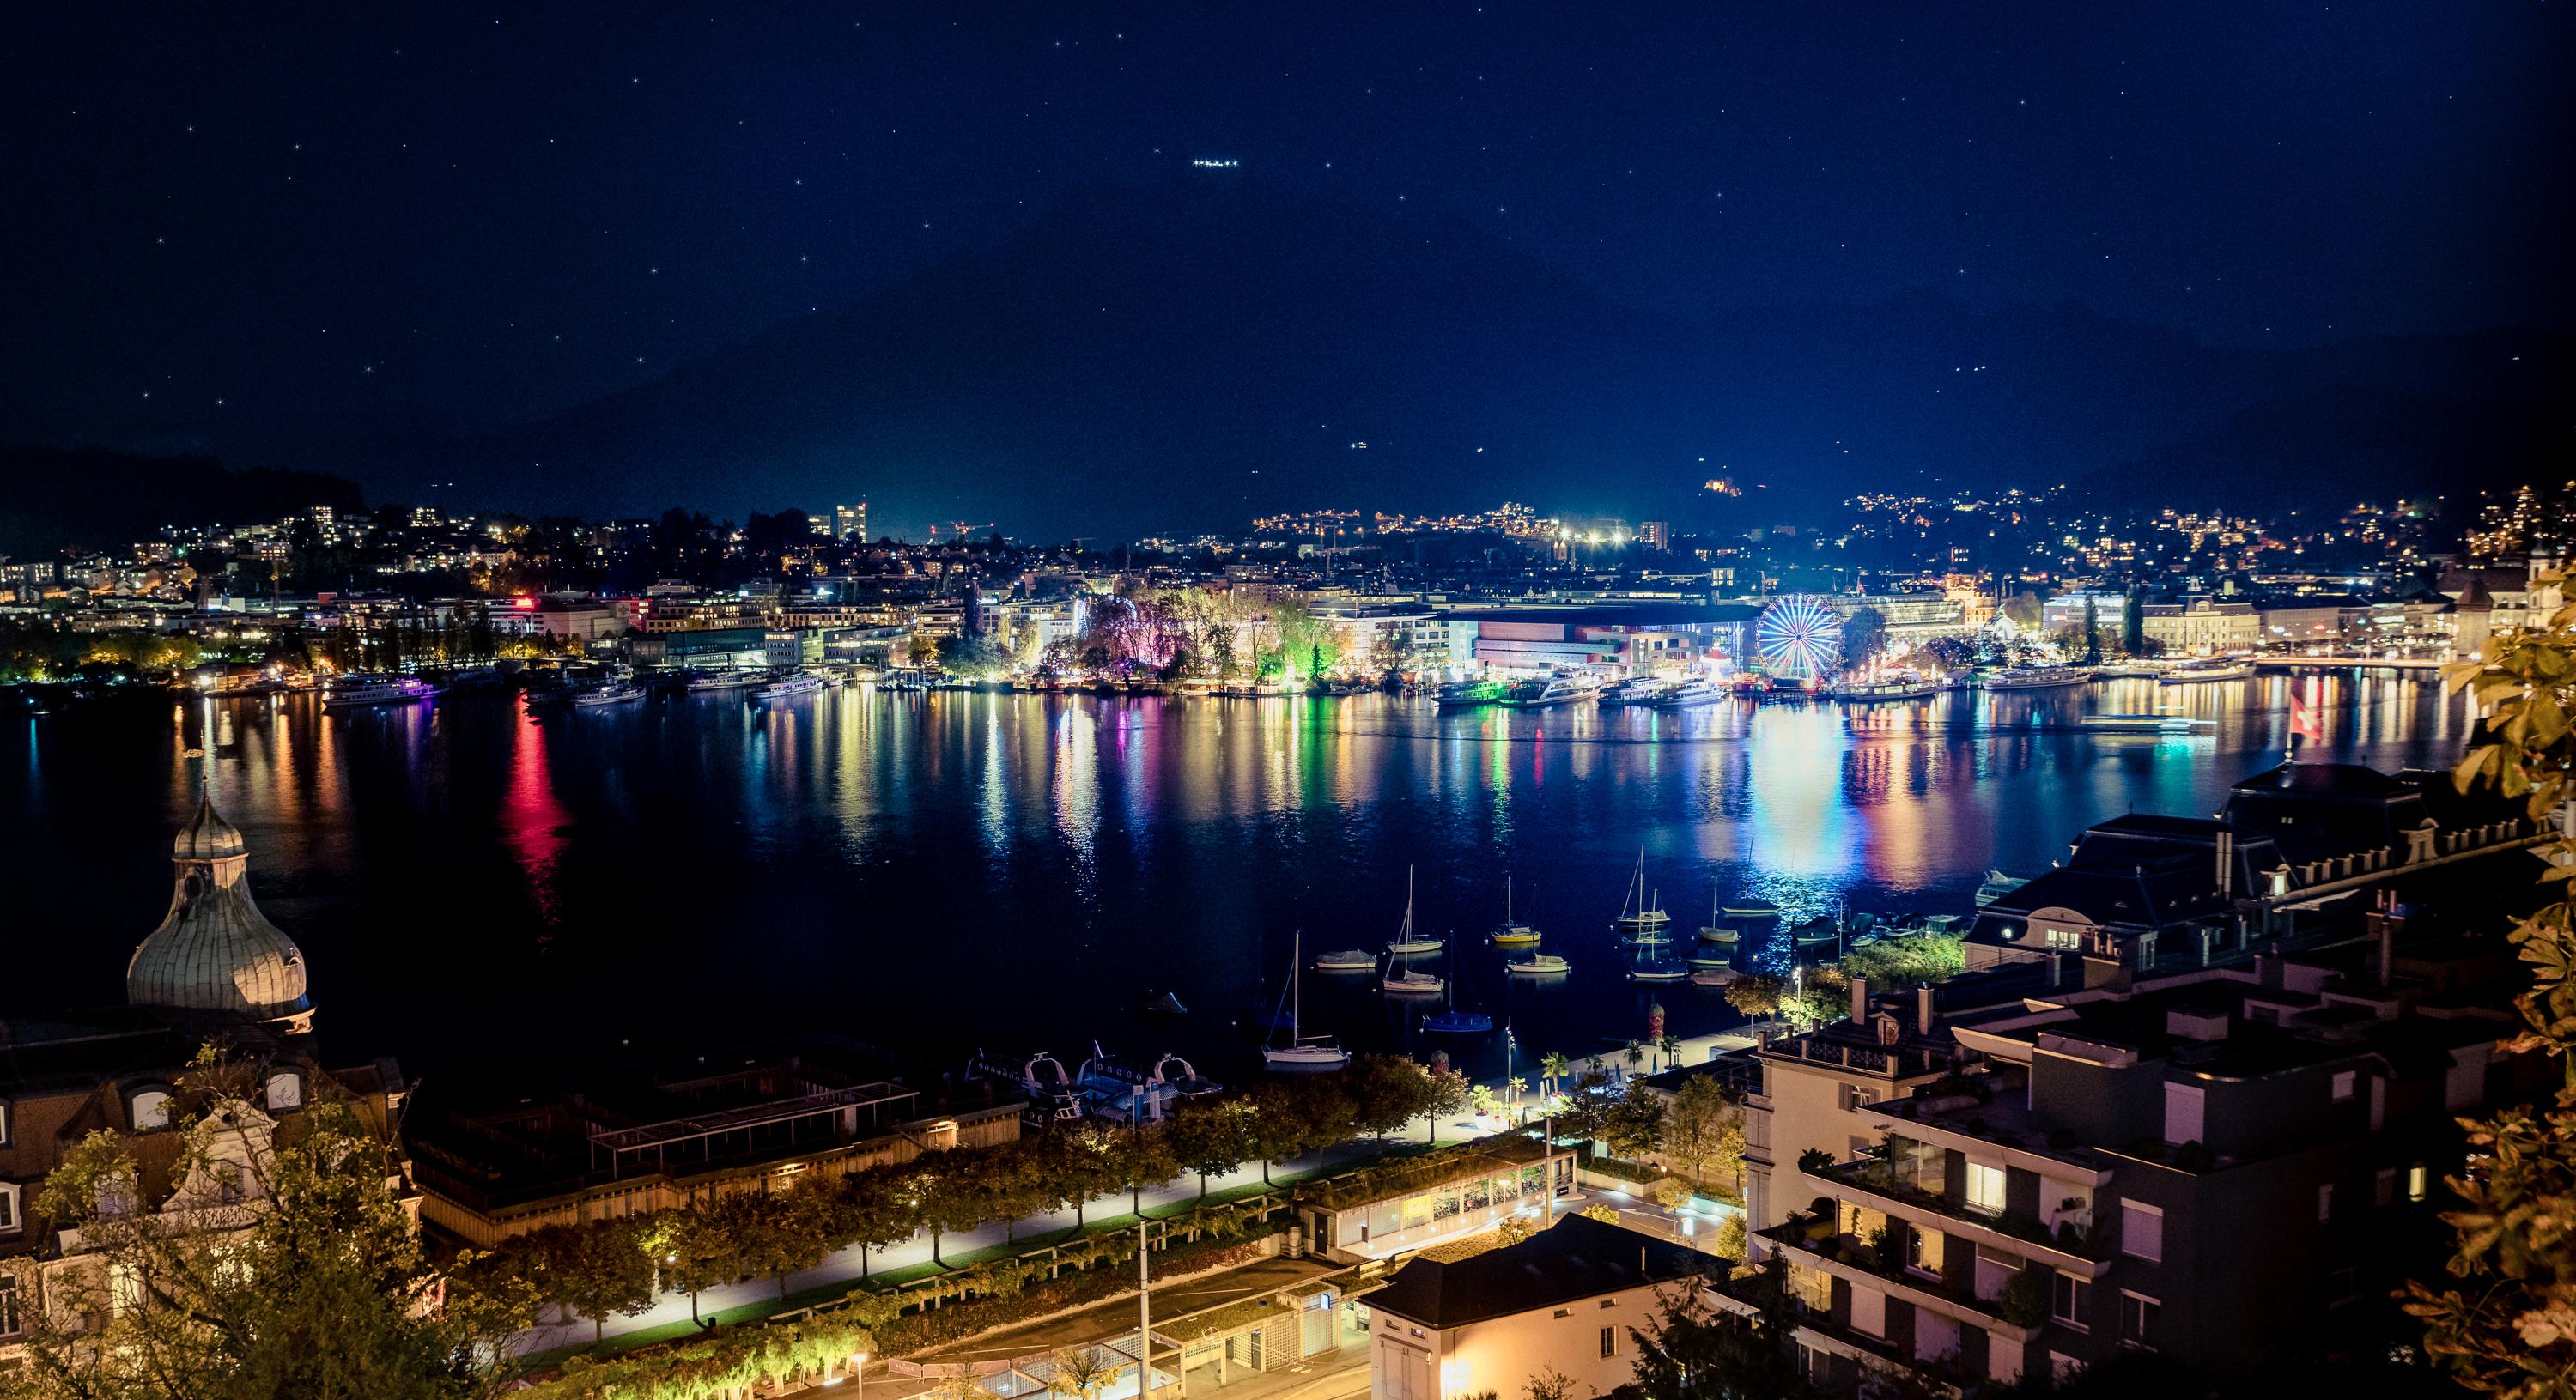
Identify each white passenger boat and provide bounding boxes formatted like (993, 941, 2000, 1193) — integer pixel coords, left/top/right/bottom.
(2158, 660, 2254, 685)
(568, 682, 645, 708)
(1983, 666, 2093, 691)
(323, 676, 434, 709)
(1650, 678, 1722, 708)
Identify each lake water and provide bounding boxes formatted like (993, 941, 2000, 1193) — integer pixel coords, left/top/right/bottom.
(0, 674, 2475, 1086)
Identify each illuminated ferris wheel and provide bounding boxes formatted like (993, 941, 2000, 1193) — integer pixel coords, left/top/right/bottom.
(1755, 595, 1843, 677)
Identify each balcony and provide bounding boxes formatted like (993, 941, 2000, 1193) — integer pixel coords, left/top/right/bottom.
(1750, 1220, 2036, 1345)
(1802, 1155, 2115, 1275)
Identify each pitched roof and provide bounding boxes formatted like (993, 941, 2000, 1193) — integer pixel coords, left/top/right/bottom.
(1365, 1214, 1704, 1330)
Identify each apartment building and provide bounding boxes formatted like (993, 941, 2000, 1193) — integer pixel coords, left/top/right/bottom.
(1731, 927, 2537, 1390)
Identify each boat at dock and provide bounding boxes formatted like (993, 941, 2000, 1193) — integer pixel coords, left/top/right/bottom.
(568, 681, 645, 709)
(1314, 948, 1378, 973)
(2158, 659, 2254, 685)
(1433, 680, 1508, 709)
(1690, 967, 1738, 987)
(685, 670, 768, 694)
(1974, 869, 2029, 907)
(1263, 933, 1350, 1070)
(2081, 712, 2215, 734)
(1828, 674, 1943, 701)
(1650, 678, 1722, 708)
(1596, 676, 1673, 707)
(753, 670, 837, 701)
(322, 676, 434, 710)
(1496, 674, 1593, 709)
(1982, 665, 2093, 690)
(969, 1050, 1086, 1126)
(1628, 959, 1688, 983)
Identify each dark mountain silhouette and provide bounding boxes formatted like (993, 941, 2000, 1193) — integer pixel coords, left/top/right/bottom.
(329, 179, 2573, 537)
(0, 445, 363, 559)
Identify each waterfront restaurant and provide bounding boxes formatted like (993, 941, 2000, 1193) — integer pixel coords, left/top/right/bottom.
(1298, 1134, 1570, 1263)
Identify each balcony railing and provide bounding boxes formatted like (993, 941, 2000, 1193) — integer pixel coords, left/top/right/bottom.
(1808, 1156, 2116, 1263)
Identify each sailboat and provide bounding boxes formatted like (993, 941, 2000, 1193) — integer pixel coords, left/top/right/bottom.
(1491, 876, 1542, 948)
(1696, 877, 1739, 944)
(1613, 850, 1672, 943)
(1384, 867, 1445, 956)
(1421, 964, 1493, 1034)
(1381, 941, 1444, 997)
(1506, 951, 1571, 977)
(1264, 933, 1351, 1070)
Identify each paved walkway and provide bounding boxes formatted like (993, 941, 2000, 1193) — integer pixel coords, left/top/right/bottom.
(511, 1030, 1758, 1358)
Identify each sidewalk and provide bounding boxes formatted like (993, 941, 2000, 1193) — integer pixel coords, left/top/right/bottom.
(512, 1114, 1510, 1357)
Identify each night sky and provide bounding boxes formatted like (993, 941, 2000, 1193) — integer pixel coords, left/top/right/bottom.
(8, 3, 2570, 529)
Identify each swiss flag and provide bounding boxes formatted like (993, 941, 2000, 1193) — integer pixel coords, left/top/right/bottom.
(2289, 689, 2324, 754)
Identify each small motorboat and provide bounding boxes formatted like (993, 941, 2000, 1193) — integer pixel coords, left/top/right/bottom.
(1628, 960, 1689, 983)
(1690, 967, 1738, 987)
(1315, 948, 1377, 973)
(1506, 953, 1571, 978)
(1683, 951, 1734, 970)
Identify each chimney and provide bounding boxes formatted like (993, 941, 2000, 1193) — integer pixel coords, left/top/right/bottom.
(1850, 975, 1870, 1025)
(2215, 830, 2233, 899)
(1917, 985, 1936, 1037)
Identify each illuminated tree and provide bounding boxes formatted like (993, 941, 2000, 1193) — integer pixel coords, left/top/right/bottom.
(2404, 607, 2576, 1397)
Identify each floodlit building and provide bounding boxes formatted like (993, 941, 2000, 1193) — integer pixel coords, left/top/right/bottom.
(1364, 1214, 1703, 1400)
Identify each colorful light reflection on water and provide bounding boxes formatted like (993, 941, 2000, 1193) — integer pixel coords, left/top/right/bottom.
(0, 675, 2475, 1081)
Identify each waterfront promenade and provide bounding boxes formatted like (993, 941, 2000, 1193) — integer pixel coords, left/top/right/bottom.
(510, 1027, 1759, 1359)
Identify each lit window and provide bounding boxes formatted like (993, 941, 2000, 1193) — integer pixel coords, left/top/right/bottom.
(0, 1275, 20, 1337)
(0, 1098, 10, 1147)
(2330, 1070, 2357, 1102)
(2408, 1164, 2427, 1203)
(131, 1089, 173, 1131)
(1965, 1162, 2007, 1217)
(0, 1183, 17, 1234)
(264, 1072, 302, 1112)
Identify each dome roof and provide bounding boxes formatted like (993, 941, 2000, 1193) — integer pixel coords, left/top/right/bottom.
(130, 791, 310, 1024)
(173, 787, 247, 860)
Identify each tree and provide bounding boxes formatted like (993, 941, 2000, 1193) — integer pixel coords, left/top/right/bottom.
(1628, 1254, 1804, 1400)
(1107, 1128, 1180, 1219)
(2122, 584, 2148, 656)
(1725, 973, 1784, 1021)
(1659, 1031, 1683, 1071)
(1603, 1080, 1668, 1162)
(1422, 1068, 1473, 1145)
(1539, 1052, 1571, 1100)
(2081, 595, 2104, 665)
(1169, 1101, 1255, 1200)
(1664, 1077, 1746, 1192)
(1345, 1056, 1435, 1140)
(1050, 1346, 1121, 1400)
(1526, 1365, 1578, 1400)
(1839, 936, 1965, 991)
(1778, 967, 1852, 1032)
(2404, 610, 2576, 1398)
(542, 1217, 657, 1342)
(1840, 607, 1886, 673)
(707, 1183, 839, 1300)
(642, 1209, 738, 1325)
(1559, 1068, 1619, 1153)
(9, 1052, 533, 1400)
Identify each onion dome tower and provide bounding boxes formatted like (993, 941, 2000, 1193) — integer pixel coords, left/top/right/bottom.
(126, 786, 313, 1033)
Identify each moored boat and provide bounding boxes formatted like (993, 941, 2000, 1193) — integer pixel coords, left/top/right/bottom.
(1264, 933, 1351, 1070)
(1314, 948, 1378, 973)
(1650, 678, 1722, 708)
(568, 681, 645, 708)
(1983, 665, 2093, 690)
(1491, 876, 1542, 947)
(1506, 952, 1571, 977)
(1828, 674, 1943, 701)
(322, 676, 434, 709)
(2158, 659, 2254, 685)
